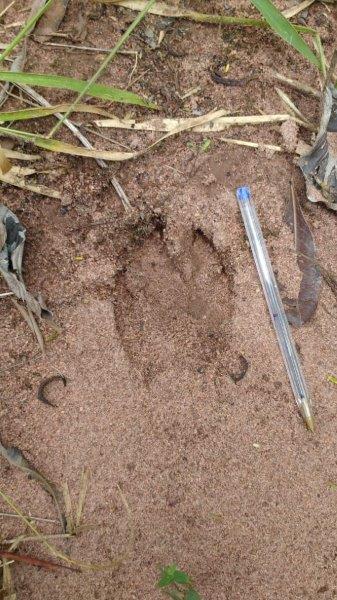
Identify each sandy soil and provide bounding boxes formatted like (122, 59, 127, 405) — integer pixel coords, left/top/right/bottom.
(1, 1, 337, 599)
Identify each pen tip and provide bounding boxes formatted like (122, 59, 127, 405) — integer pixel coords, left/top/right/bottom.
(299, 403, 314, 432)
(305, 415, 314, 432)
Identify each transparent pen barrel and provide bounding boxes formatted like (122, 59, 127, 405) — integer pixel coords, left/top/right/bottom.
(238, 196, 310, 410)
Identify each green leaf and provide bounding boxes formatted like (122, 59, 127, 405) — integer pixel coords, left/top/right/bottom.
(158, 565, 190, 588)
(0, 71, 156, 108)
(172, 570, 190, 585)
(158, 565, 179, 587)
(185, 590, 202, 600)
(200, 138, 212, 152)
(250, 0, 320, 69)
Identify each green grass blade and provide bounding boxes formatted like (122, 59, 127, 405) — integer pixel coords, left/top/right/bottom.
(0, 0, 54, 63)
(0, 71, 155, 107)
(250, 0, 320, 69)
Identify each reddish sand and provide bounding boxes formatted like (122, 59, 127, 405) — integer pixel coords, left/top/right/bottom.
(1, 1, 337, 599)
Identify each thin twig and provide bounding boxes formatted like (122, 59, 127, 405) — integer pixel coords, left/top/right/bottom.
(4, 534, 73, 544)
(220, 136, 284, 152)
(82, 125, 132, 150)
(42, 42, 138, 56)
(0, 1, 16, 20)
(0, 550, 80, 572)
(0, 512, 58, 524)
(110, 177, 132, 211)
(272, 72, 320, 98)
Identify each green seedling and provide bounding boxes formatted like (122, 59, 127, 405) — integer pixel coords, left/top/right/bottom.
(186, 139, 212, 153)
(157, 564, 202, 600)
(200, 138, 212, 152)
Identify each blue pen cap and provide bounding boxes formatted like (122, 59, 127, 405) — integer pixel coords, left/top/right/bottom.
(236, 186, 251, 202)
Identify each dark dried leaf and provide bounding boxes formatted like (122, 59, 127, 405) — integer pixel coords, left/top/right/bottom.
(211, 70, 255, 87)
(284, 184, 321, 326)
(299, 84, 337, 210)
(0, 204, 52, 320)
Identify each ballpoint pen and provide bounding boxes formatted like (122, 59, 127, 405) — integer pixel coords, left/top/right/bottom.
(236, 186, 314, 431)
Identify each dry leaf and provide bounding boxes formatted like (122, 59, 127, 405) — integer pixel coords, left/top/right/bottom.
(282, 0, 315, 19)
(220, 136, 283, 152)
(299, 84, 337, 210)
(0, 146, 11, 174)
(0, 205, 52, 318)
(95, 112, 291, 132)
(272, 72, 320, 98)
(275, 87, 316, 130)
(101, 0, 182, 16)
(284, 184, 321, 326)
(0, 171, 60, 198)
(3, 149, 40, 161)
(95, 111, 291, 133)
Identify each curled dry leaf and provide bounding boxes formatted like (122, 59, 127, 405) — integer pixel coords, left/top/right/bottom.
(0, 204, 52, 319)
(299, 84, 337, 210)
(284, 184, 321, 326)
